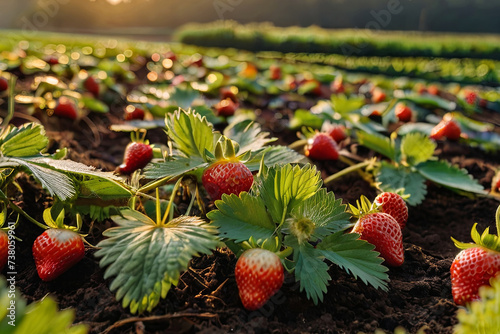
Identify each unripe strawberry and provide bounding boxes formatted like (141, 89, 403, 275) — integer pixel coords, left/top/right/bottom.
(235, 248, 284, 311)
(202, 160, 253, 201)
(32, 229, 85, 281)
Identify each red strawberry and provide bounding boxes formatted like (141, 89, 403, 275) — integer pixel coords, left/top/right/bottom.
(53, 98, 78, 120)
(202, 160, 253, 201)
(331, 76, 345, 94)
(427, 85, 440, 96)
(214, 98, 238, 117)
(124, 105, 145, 121)
(304, 133, 339, 160)
(430, 118, 461, 141)
(84, 76, 99, 97)
(0, 230, 8, 271)
(371, 87, 386, 103)
(235, 248, 284, 311)
(269, 64, 282, 80)
(451, 246, 500, 305)
(374, 192, 408, 229)
(495, 174, 500, 191)
(352, 212, 404, 267)
(464, 91, 477, 105)
(0, 77, 8, 92)
(220, 87, 238, 103)
(117, 141, 153, 174)
(395, 103, 412, 122)
(32, 229, 85, 281)
(327, 125, 347, 143)
(45, 56, 59, 65)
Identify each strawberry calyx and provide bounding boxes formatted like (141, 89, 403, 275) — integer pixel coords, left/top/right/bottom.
(206, 135, 250, 165)
(451, 205, 500, 253)
(348, 195, 379, 219)
(241, 236, 293, 261)
(43, 206, 87, 238)
(130, 129, 150, 145)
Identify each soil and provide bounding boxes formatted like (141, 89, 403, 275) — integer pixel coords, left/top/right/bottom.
(6, 68, 500, 334)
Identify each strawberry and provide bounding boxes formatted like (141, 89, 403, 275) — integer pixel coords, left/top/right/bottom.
(327, 124, 347, 143)
(220, 87, 238, 103)
(32, 228, 85, 281)
(202, 159, 253, 201)
(53, 98, 78, 120)
(214, 98, 238, 117)
(304, 133, 339, 160)
(235, 248, 284, 311)
(0, 230, 8, 271)
(45, 56, 59, 65)
(239, 62, 258, 79)
(269, 64, 282, 80)
(451, 246, 500, 305)
(117, 141, 153, 174)
(427, 85, 440, 96)
(371, 87, 386, 103)
(351, 212, 404, 267)
(464, 91, 477, 105)
(430, 118, 461, 141)
(0, 77, 8, 92)
(124, 105, 145, 121)
(374, 192, 408, 229)
(84, 76, 99, 97)
(395, 102, 412, 122)
(331, 76, 345, 94)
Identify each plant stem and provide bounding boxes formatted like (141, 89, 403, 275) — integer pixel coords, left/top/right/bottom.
(9, 201, 47, 230)
(323, 159, 374, 185)
(288, 139, 308, 150)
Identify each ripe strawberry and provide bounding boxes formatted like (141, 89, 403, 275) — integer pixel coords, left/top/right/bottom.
(32, 228, 85, 281)
(451, 246, 500, 305)
(352, 212, 404, 267)
(331, 76, 345, 94)
(124, 105, 145, 121)
(395, 102, 412, 122)
(235, 248, 284, 311)
(269, 64, 282, 80)
(117, 141, 153, 174)
(464, 91, 477, 105)
(430, 118, 461, 141)
(84, 76, 99, 97)
(0, 77, 8, 92)
(327, 125, 347, 143)
(202, 160, 253, 201)
(214, 98, 238, 117)
(220, 87, 238, 103)
(45, 56, 59, 65)
(374, 192, 408, 229)
(53, 98, 78, 120)
(0, 230, 8, 271)
(427, 85, 440, 96)
(371, 87, 386, 103)
(304, 133, 339, 160)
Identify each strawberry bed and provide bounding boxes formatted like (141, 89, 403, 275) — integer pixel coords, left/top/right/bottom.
(1, 31, 500, 334)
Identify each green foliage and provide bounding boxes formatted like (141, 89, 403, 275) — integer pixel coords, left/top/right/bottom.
(454, 276, 500, 334)
(0, 277, 87, 334)
(208, 163, 388, 304)
(95, 209, 219, 314)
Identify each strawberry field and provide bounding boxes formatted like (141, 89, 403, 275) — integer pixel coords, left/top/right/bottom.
(1, 30, 500, 334)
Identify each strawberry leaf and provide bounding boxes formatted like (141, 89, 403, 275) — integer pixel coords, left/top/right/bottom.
(207, 192, 275, 243)
(254, 164, 322, 224)
(289, 188, 351, 239)
(95, 209, 219, 314)
(285, 235, 330, 304)
(400, 132, 436, 166)
(356, 130, 396, 161)
(331, 94, 365, 115)
(223, 120, 276, 154)
(166, 109, 218, 160)
(144, 156, 208, 180)
(289, 109, 323, 130)
(416, 160, 484, 195)
(376, 161, 427, 206)
(0, 123, 49, 157)
(317, 231, 389, 291)
(245, 146, 307, 172)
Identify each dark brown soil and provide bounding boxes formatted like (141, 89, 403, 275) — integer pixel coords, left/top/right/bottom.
(7, 74, 500, 334)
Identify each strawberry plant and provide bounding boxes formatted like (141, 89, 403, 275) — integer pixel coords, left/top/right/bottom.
(450, 204, 500, 305)
(208, 163, 389, 305)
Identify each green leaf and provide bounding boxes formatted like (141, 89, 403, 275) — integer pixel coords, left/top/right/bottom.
(166, 109, 217, 159)
(289, 109, 323, 130)
(2, 157, 75, 200)
(376, 161, 427, 206)
(289, 188, 351, 239)
(331, 94, 365, 114)
(286, 236, 330, 304)
(95, 209, 219, 314)
(356, 130, 396, 161)
(144, 156, 207, 180)
(207, 192, 275, 243)
(0, 123, 49, 157)
(169, 86, 200, 109)
(255, 164, 322, 224)
(81, 96, 109, 113)
(245, 146, 307, 172)
(417, 160, 484, 195)
(317, 231, 389, 291)
(223, 120, 275, 154)
(400, 94, 456, 111)
(400, 132, 436, 166)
